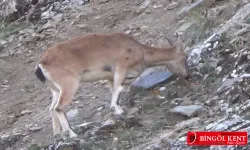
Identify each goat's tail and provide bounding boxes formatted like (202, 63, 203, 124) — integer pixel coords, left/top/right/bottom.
(35, 64, 46, 83)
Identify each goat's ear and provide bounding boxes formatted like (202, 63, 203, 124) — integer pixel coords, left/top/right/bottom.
(174, 32, 188, 52)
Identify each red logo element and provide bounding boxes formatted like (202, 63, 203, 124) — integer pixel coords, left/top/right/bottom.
(187, 131, 248, 146)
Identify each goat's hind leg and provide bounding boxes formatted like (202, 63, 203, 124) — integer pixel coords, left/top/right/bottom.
(49, 88, 61, 136)
(51, 76, 80, 138)
(110, 67, 127, 115)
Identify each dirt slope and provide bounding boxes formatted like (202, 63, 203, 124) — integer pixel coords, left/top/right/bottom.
(0, 0, 250, 150)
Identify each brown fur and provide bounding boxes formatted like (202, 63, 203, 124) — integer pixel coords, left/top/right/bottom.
(36, 32, 189, 137)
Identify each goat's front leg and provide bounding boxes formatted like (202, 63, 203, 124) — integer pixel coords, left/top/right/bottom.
(110, 67, 127, 115)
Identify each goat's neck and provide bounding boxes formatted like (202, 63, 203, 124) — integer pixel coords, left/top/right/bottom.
(142, 45, 175, 68)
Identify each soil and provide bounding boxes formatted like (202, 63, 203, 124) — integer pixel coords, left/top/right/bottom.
(0, 0, 244, 149)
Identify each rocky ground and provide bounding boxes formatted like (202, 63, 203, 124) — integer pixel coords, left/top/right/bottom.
(1, 0, 250, 149)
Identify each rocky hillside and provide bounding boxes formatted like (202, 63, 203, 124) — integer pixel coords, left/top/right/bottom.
(1, 0, 250, 150)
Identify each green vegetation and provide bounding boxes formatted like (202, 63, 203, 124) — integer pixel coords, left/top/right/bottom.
(0, 21, 29, 39)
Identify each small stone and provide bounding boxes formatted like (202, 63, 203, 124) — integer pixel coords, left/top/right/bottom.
(177, 0, 215, 19)
(226, 108, 233, 114)
(209, 61, 218, 68)
(1, 84, 10, 88)
(0, 40, 7, 45)
(102, 119, 115, 126)
(218, 100, 224, 104)
(78, 122, 94, 128)
(54, 14, 63, 22)
(205, 96, 218, 106)
(97, 106, 104, 111)
(159, 87, 166, 91)
(9, 49, 15, 55)
(66, 109, 78, 120)
(235, 106, 240, 112)
(175, 117, 200, 130)
(95, 119, 116, 135)
(158, 129, 177, 145)
(0, 45, 4, 52)
(215, 66, 222, 74)
(179, 98, 193, 106)
(171, 105, 203, 117)
(147, 144, 161, 150)
(29, 34, 44, 43)
(124, 30, 132, 34)
(133, 32, 141, 37)
(21, 110, 32, 115)
(157, 95, 165, 99)
(138, 0, 151, 10)
(54, 141, 79, 150)
(18, 36, 24, 42)
(0, 53, 9, 58)
(126, 107, 139, 117)
(153, 4, 162, 9)
(145, 9, 152, 14)
(29, 126, 42, 132)
(76, 24, 89, 30)
(75, 122, 95, 133)
(0, 133, 25, 150)
(168, 2, 180, 10)
(25, 58, 34, 63)
(220, 103, 229, 112)
(3, 80, 8, 84)
(140, 25, 149, 30)
(28, 144, 40, 150)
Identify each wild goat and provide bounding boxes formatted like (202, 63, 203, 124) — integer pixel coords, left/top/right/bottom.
(35, 32, 189, 138)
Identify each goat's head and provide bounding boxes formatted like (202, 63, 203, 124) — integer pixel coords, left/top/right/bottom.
(160, 33, 190, 79)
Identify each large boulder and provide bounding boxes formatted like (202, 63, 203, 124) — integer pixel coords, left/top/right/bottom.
(0, 0, 64, 22)
(0, 0, 31, 22)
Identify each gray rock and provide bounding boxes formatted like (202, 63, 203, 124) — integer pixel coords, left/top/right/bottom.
(175, 21, 197, 36)
(204, 115, 250, 149)
(20, 110, 32, 115)
(135, 0, 151, 15)
(0, 0, 30, 21)
(28, 144, 41, 150)
(66, 108, 78, 120)
(54, 141, 80, 150)
(29, 126, 43, 132)
(0, 133, 25, 150)
(126, 107, 140, 117)
(74, 122, 95, 134)
(177, 0, 215, 18)
(0, 44, 4, 52)
(171, 105, 203, 117)
(94, 119, 116, 135)
(145, 144, 161, 150)
(132, 71, 173, 89)
(168, 2, 180, 10)
(54, 13, 63, 22)
(175, 117, 200, 130)
(75, 24, 89, 30)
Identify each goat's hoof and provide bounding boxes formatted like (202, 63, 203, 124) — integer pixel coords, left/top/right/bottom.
(113, 110, 123, 116)
(69, 131, 78, 139)
(110, 105, 115, 111)
(110, 104, 124, 115)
